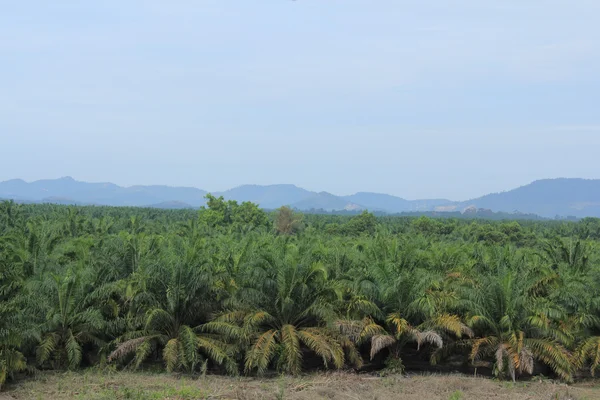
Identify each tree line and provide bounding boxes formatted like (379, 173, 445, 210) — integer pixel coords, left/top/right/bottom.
(1, 197, 600, 389)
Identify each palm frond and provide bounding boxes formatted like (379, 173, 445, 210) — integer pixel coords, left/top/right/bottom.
(526, 338, 572, 382)
(469, 336, 498, 362)
(337, 333, 363, 369)
(519, 347, 534, 375)
(163, 338, 180, 372)
(574, 336, 600, 376)
(369, 334, 396, 360)
(66, 330, 82, 369)
(202, 321, 243, 340)
(36, 333, 58, 365)
(108, 336, 151, 362)
(244, 329, 277, 375)
(196, 335, 238, 375)
(298, 328, 344, 369)
(415, 330, 443, 350)
(386, 313, 411, 337)
(280, 324, 302, 374)
(134, 340, 153, 369)
(431, 314, 473, 338)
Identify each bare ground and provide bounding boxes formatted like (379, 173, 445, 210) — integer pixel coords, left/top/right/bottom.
(3, 370, 600, 400)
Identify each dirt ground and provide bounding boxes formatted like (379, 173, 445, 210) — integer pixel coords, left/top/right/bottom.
(3, 370, 600, 400)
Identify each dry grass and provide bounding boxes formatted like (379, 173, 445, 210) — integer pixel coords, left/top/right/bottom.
(3, 370, 600, 400)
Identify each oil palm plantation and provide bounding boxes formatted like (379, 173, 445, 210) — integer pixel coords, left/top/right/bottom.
(2, 200, 600, 388)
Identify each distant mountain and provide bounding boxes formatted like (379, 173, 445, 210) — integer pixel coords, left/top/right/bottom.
(40, 196, 84, 206)
(123, 185, 207, 207)
(342, 192, 452, 213)
(148, 201, 195, 209)
(214, 184, 314, 209)
(292, 192, 364, 212)
(342, 192, 409, 212)
(2, 177, 600, 218)
(0, 177, 207, 207)
(449, 178, 600, 218)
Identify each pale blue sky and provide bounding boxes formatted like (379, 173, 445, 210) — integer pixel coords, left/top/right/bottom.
(1, 1, 599, 200)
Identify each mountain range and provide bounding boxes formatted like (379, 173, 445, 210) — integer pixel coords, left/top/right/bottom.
(1, 177, 600, 218)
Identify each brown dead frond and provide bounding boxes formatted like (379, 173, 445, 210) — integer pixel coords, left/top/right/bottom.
(108, 336, 149, 362)
(370, 334, 396, 360)
(416, 330, 443, 350)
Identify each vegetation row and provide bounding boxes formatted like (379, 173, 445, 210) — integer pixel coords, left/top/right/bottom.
(2, 196, 600, 390)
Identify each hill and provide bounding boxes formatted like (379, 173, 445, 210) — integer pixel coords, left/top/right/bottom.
(291, 192, 364, 212)
(0, 177, 208, 207)
(451, 178, 600, 218)
(342, 192, 451, 213)
(214, 184, 314, 209)
(2, 177, 600, 218)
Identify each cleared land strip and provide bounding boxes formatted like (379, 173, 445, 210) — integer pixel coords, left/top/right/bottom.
(4, 371, 600, 400)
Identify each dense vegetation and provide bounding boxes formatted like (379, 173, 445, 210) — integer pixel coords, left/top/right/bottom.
(2, 198, 600, 390)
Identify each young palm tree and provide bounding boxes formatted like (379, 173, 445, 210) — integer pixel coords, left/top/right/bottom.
(2, 219, 61, 278)
(441, 265, 574, 382)
(206, 242, 360, 375)
(338, 248, 471, 372)
(34, 270, 105, 370)
(0, 200, 24, 232)
(108, 240, 236, 374)
(0, 259, 28, 389)
(541, 238, 589, 273)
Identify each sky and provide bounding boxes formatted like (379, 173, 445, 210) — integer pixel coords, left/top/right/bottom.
(1, 1, 600, 201)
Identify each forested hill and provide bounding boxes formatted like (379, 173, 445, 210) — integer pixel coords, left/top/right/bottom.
(1, 177, 600, 218)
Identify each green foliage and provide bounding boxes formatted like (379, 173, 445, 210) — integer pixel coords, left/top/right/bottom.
(1, 200, 600, 390)
(0, 256, 28, 389)
(199, 194, 268, 230)
(449, 390, 464, 400)
(343, 211, 377, 235)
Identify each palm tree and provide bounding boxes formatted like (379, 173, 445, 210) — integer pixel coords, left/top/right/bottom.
(0, 257, 28, 389)
(0, 200, 24, 232)
(206, 242, 360, 375)
(34, 270, 105, 369)
(108, 239, 236, 374)
(2, 219, 61, 278)
(541, 238, 589, 273)
(337, 240, 471, 372)
(440, 265, 573, 382)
